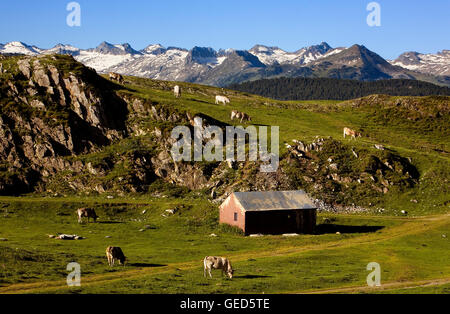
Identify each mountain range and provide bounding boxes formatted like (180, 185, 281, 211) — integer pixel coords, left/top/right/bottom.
(1, 41, 449, 87)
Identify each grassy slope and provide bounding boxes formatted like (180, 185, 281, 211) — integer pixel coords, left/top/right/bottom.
(119, 76, 449, 215)
(0, 72, 449, 294)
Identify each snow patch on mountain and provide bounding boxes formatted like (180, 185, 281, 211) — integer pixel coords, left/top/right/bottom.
(390, 50, 450, 76)
(0, 41, 42, 55)
(75, 52, 139, 73)
(249, 42, 336, 66)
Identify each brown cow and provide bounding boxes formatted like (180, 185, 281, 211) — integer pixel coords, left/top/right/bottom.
(106, 246, 126, 266)
(231, 110, 252, 123)
(203, 256, 234, 279)
(109, 72, 124, 84)
(343, 127, 362, 139)
(76, 208, 98, 224)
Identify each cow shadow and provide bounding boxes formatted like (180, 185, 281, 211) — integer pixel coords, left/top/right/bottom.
(129, 263, 167, 268)
(315, 224, 384, 235)
(235, 275, 272, 279)
(97, 221, 124, 225)
(56, 213, 71, 217)
(187, 98, 211, 105)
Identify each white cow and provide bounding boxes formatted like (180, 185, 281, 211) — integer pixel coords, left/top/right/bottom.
(215, 95, 230, 105)
(174, 85, 182, 98)
(203, 256, 234, 279)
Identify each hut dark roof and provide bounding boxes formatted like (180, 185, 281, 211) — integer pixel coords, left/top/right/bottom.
(233, 191, 316, 212)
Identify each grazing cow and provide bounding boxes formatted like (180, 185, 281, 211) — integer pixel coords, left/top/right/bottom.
(76, 208, 98, 224)
(203, 256, 234, 279)
(231, 110, 252, 123)
(174, 85, 182, 98)
(343, 127, 361, 139)
(215, 95, 230, 105)
(109, 72, 124, 84)
(106, 246, 126, 267)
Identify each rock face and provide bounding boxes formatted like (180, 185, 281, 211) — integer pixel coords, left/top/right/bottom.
(283, 137, 419, 205)
(0, 55, 128, 194)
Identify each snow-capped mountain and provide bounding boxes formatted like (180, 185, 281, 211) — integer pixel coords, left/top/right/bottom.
(1, 41, 449, 87)
(91, 41, 142, 55)
(0, 41, 43, 55)
(390, 50, 450, 76)
(43, 44, 80, 56)
(248, 42, 338, 66)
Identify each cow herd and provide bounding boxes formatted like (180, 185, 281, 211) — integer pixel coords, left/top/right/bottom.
(75, 207, 234, 278)
(108, 75, 363, 140)
(99, 76, 362, 277)
(173, 85, 252, 124)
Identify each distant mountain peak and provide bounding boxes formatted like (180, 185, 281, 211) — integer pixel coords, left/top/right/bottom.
(186, 46, 218, 64)
(250, 45, 281, 52)
(142, 44, 166, 55)
(94, 41, 141, 55)
(1, 41, 40, 55)
(391, 49, 450, 76)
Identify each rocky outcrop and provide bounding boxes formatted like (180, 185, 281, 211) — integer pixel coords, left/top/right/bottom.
(0, 55, 128, 194)
(283, 137, 419, 205)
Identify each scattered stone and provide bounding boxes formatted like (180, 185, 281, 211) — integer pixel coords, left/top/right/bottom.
(282, 233, 299, 237)
(442, 235, 447, 239)
(315, 200, 369, 214)
(165, 209, 177, 215)
(303, 176, 314, 183)
(249, 234, 264, 237)
(142, 210, 147, 214)
(209, 233, 218, 237)
(336, 232, 341, 235)
(374, 144, 385, 151)
(105, 236, 112, 238)
(329, 163, 339, 171)
(107, 195, 114, 199)
(401, 210, 408, 215)
(411, 199, 418, 204)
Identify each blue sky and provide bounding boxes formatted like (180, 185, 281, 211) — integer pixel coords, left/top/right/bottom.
(0, 0, 448, 59)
